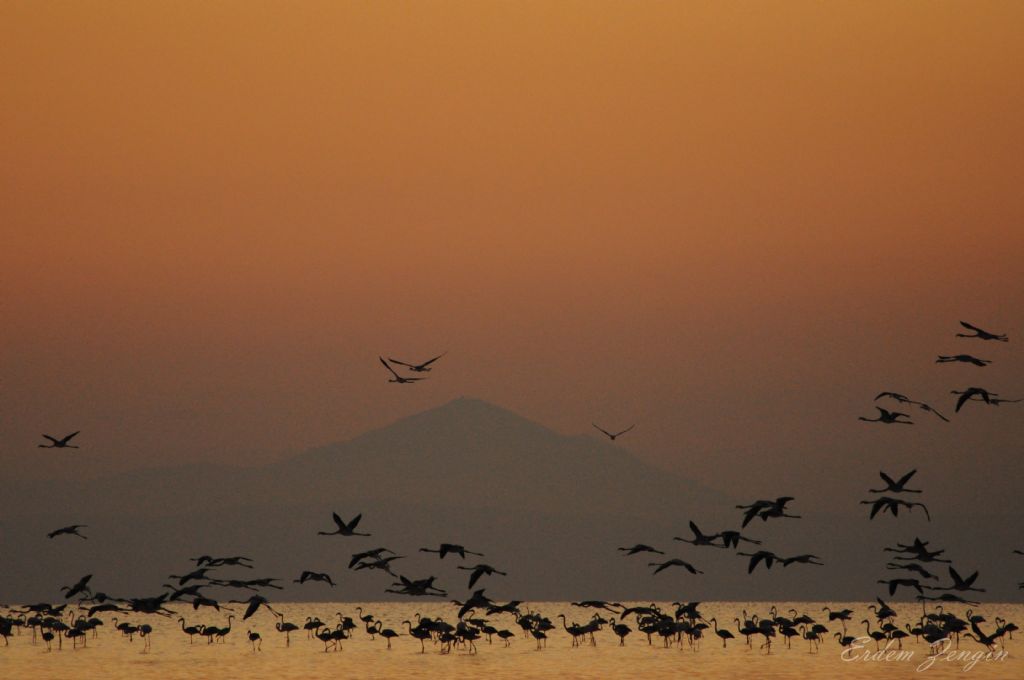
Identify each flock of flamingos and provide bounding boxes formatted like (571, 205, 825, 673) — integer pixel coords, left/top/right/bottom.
(2, 321, 1021, 664)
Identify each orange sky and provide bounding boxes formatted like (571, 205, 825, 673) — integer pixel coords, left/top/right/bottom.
(3, 2, 1023, 508)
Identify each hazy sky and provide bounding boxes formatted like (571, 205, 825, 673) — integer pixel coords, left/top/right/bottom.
(3, 2, 1022, 511)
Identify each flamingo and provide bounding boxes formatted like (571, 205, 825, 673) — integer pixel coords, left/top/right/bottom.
(617, 544, 664, 556)
(592, 423, 636, 441)
(648, 558, 703, 575)
(275, 616, 299, 646)
(387, 352, 447, 372)
(956, 321, 1008, 342)
(38, 432, 80, 448)
(706, 617, 735, 647)
(869, 469, 922, 493)
(379, 357, 426, 383)
(318, 512, 371, 537)
(859, 407, 912, 424)
(674, 521, 726, 548)
(47, 524, 88, 539)
(178, 617, 200, 643)
(937, 354, 991, 366)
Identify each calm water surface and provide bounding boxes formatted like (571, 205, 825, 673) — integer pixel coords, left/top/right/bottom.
(4, 601, 1019, 679)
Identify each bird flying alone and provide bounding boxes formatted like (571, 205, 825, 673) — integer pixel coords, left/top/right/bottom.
(38, 431, 80, 448)
(956, 321, 1008, 342)
(592, 423, 636, 441)
(47, 524, 88, 539)
(936, 354, 991, 367)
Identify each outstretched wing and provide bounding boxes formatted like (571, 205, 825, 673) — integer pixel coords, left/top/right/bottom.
(895, 469, 917, 488)
(613, 424, 636, 437)
(419, 352, 447, 368)
(879, 471, 897, 488)
(592, 423, 613, 438)
(379, 357, 401, 379)
(332, 512, 345, 529)
(920, 403, 950, 422)
(346, 513, 363, 531)
(387, 357, 416, 368)
(960, 321, 983, 333)
(42, 434, 60, 443)
(63, 431, 81, 443)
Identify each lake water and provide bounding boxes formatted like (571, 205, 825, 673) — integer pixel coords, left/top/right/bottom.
(2, 601, 1019, 679)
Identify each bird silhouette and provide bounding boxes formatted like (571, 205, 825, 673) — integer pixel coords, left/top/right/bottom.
(859, 407, 912, 424)
(717, 530, 762, 549)
(419, 543, 483, 560)
(885, 562, 938, 580)
(649, 558, 704, 575)
(876, 578, 924, 596)
(387, 352, 447, 372)
(674, 522, 726, 548)
(737, 550, 780, 574)
(38, 432, 80, 448)
(379, 357, 426, 383)
(47, 524, 88, 539)
(348, 547, 395, 568)
(617, 544, 664, 556)
(953, 387, 995, 412)
(875, 393, 948, 421)
(781, 554, 824, 567)
(956, 321, 1008, 342)
(936, 354, 991, 366)
(869, 470, 922, 493)
(229, 595, 280, 620)
(456, 564, 507, 589)
(318, 512, 370, 537)
(592, 423, 636, 441)
(737, 497, 800, 527)
(353, 554, 405, 576)
(861, 496, 931, 521)
(61, 574, 93, 600)
(929, 566, 985, 593)
(294, 571, 335, 587)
